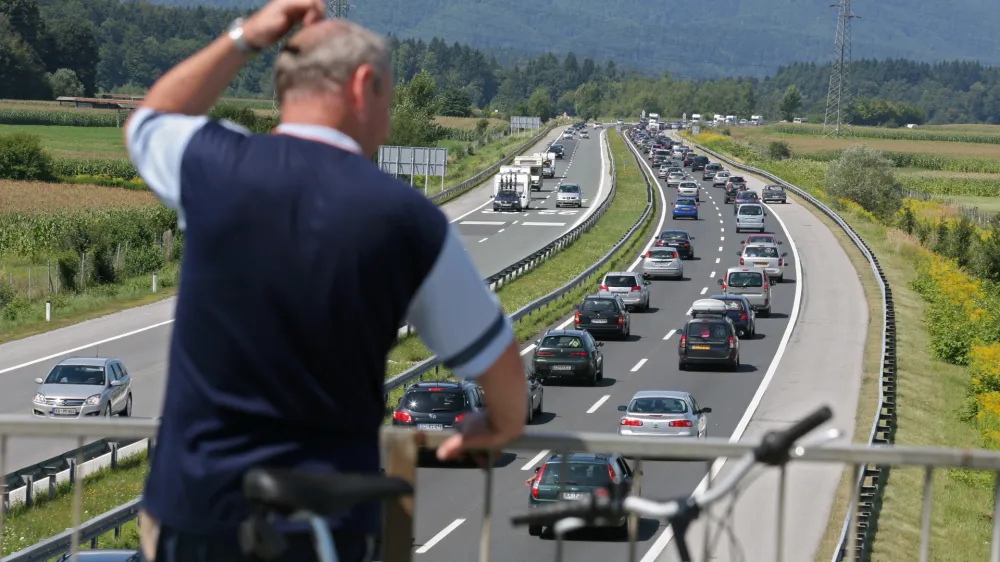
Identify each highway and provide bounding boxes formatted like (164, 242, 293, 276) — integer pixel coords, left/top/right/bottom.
(408, 131, 801, 562)
(0, 124, 610, 473)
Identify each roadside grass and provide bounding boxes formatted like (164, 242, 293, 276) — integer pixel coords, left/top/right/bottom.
(931, 194, 1000, 213)
(693, 134, 994, 561)
(0, 124, 126, 159)
(0, 128, 657, 556)
(433, 116, 506, 130)
(430, 132, 544, 197)
(732, 130, 1000, 160)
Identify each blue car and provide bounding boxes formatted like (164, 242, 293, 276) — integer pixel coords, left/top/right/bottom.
(672, 198, 698, 220)
(708, 294, 756, 338)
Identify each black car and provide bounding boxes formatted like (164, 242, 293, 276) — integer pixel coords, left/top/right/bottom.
(55, 552, 139, 562)
(703, 163, 723, 181)
(724, 184, 742, 204)
(732, 190, 761, 212)
(392, 380, 484, 431)
(550, 144, 565, 159)
(531, 330, 604, 385)
(574, 293, 631, 339)
(654, 230, 695, 259)
(678, 303, 741, 371)
(493, 189, 522, 212)
(690, 155, 709, 171)
(762, 184, 788, 203)
(708, 294, 756, 338)
(682, 153, 697, 167)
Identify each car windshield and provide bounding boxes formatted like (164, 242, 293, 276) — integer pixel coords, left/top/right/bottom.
(659, 231, 687, 240)
(628, 397, 689, 414)
(648, 249, 678, 259)
(540, 335, 584, 348)
(744, 246, 779, 258)
(582, 299, 618, 313)
(604, 275, 637, 287)
(728, 272, 764, 287)
(717, 173, 729, 178)
(540, 462, 612, 487)
(559, 185, 581, 193)
(43, 365, 106, 385)
(401, 390, 466, 413)
(676, 199, 696, 206)
(739, 206, 763, 216)
(551, 145, 563, 151)
(497, 191, 517, 199)
(687, 322, 731, 341)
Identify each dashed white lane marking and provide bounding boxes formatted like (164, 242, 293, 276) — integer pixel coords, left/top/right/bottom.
(587, 395, 611, 414)
(710, 271, 716, 278)
(720, 227, 725, 232)
(719, 219, 723, 224)
(718, 246, 723, 251)
(461, 220, 505, 226)
(631, 358, 648, 372)
(700, 287, 708, 295)
(478, 237, 488, 243)
(512, 220, 519, 225)
(521, 450, 551, 470)
(416, 519, 466, 554)
(721, 236, 725, 241)
(498, 228, 505, 233)
(715, 257, 720, 263)
(663, 330, 678, 341)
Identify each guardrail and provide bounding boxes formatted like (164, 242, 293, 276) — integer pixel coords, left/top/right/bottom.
(683, 139, 896, 561)
(385, 126, 657, 398)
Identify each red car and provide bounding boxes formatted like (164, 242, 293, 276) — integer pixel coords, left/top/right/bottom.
(740, 233, 783, 252)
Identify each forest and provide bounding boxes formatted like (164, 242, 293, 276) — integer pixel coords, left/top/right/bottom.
(3, 0, 1000, 125)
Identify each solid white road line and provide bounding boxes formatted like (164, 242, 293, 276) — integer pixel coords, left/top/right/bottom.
(416, 518, 466, 554)
(478, 238, 488, 243)
(460, 221, 506, 226)
(587, 395, 611, 413)
(631, 358, 648, 372)
(639, 174, 806, 562)
(700, 287, 708, 295)
(663, 330, 677, 341)
(521, 450, 551, 471)
(522, 222, 566, 227)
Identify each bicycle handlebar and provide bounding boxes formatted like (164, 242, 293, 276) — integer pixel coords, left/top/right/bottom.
(754, 405, 832, 465)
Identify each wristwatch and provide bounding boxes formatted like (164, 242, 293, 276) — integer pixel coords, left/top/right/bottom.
(227, 18, 261, 56)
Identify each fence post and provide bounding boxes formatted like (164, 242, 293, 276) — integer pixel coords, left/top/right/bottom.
(47, 259, 52, 294)
(152, 273, 158, 293)
(46, 299, 51, 322)
(22, 475, 33, 508)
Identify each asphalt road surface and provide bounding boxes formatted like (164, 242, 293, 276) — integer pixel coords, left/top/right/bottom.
(0, 124, 610, 473)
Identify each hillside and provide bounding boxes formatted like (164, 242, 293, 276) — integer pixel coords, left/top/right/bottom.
(141, 0, 1000, 77)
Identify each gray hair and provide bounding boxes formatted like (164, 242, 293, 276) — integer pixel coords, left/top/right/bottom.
(274, 20, 390, 104)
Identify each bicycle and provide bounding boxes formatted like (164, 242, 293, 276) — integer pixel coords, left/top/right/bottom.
(239, 468, 413, 562)
(509, 405, 835, 562)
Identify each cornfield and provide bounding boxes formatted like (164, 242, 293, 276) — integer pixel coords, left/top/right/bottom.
(768, 123, 1000, 145)
(0, 109, 123, 128)
(800, 150, 1000, 174)
(900, 176, 1000, 198)
(52, 158, 139, 181)
(0, 206, 177, 258)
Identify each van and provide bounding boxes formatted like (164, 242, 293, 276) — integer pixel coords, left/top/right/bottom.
(735, 203, 766, 233)
(718, 268, 771, 316)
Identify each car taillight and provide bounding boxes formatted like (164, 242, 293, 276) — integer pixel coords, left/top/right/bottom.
(620, 418, 643, 427)
(454, 413, 465, 424)
(778, 258, 784, 266)
(618, 313, 624, 325)
(570, 351, 587, 357)
(729, 336, 735, 349)
(669, 420, 693, 427)
(608, 464, 617, 481)
(536, 351, 553, 356)
(655, 240, 664, 246)
(647, 251, 652, 257)
(600, 285, 609, 290)
(574, 311, 580, 323)
(393, 411, 412, 423)
(674, 204, 679, 209)
(764, 284, 769, 292)
(679, 334, 687, 348)
(532, 464, 546, 498)
(682, 241, 690, 246)
(740, 313, 748, 321)
(739, 257, 744, 266)
(631, 285, 642, 292)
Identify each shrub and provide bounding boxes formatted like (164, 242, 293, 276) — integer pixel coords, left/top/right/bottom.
(0, 282, 15, 310)
(56, 251, 80, 293)
(898, 205, 917, 234)
(767, 140, 792, 160)
(0, 132, 54, 180)
(120, 242, 164, 279)
(52, 158, 138, 181)
(972, 216, 1000, 283)
(825, 145, 903, 221)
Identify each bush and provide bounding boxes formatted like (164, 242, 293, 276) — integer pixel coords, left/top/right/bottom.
(767, 140, 792, 160)
(120, 242, 164, 279)
(0, 282, 15, 310)
(0, 207, 178, 258)
(56, 251, 80, 293)
(0, 132, 54, 180)
(825, 145, 903, 221)
(972, 217, 1000, 283)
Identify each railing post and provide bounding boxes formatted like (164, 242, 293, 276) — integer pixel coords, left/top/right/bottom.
(109, 442, 119, 469)
(22, 475, 33, 508)
(381, 428, 418, 562)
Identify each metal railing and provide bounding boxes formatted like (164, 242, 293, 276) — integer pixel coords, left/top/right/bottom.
(684, 140, 897, 561)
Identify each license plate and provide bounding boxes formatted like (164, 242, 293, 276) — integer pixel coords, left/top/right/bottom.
(562, 492, 584, 500)
(591, 318, 608, 324)
(418, 424, 443, 431)
(755, 262, 769, 267)
(691, 345, 710, 350)
(551, 365, 573, 371)
(53, 408, 77, 415)
(656, 261, 671, 266)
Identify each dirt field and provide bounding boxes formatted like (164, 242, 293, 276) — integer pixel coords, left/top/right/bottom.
(0, 179, 158, 213)
(433, 116, 506, 130)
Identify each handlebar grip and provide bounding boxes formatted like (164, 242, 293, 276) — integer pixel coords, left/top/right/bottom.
(755, 406, 833, 465)
(510, 496, 618, 527)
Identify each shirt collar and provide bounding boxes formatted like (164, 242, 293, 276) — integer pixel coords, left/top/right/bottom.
(274, 123, 363, 155)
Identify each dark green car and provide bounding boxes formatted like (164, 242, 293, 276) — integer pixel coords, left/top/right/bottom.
(525, 453, 640, 537)
(531, 330, 604, 385)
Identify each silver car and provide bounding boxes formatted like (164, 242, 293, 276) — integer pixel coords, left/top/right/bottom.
(616, 390, 710, 438)
(32, 357, 133, 418)
(600, 271, 650, 311)
(676, 181, 700, 200)
(580, 130, 590, 139)
(556, 183, 583, 208)
(658, 165, 670, 179)
(713, 171, 731, 187)
(719, 267, 772, 316)
(667, 172, 686, 188)
(735, 203, 766, 233)
(642, 247, 683, 279)
(562, 130, 574, 139)
(739, 243, 788, 281)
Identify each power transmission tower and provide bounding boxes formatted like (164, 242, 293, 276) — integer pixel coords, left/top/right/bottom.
(272, 0, 356, 109)
(822, 0, 859, 138)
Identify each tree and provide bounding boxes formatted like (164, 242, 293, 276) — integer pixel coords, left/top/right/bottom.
(778, 85, 802, 121)
(399, 70, 438, 113)
(46, 68, 84, 97)
(738, 82, 757, 117)
(526, 87, 554, 121)
(972, 216, 1000, 282)
(825, 145, 903, 220)
(438, 88, 471, 117)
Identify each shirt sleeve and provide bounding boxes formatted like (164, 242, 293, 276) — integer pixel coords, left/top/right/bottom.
(405, 226, 514, 380)
(124, 108, 251, 227)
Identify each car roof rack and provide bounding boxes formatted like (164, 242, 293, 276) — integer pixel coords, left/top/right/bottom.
(689, 298, 729, 318)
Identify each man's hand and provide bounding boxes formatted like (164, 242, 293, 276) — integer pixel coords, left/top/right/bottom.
(436, 410, 522, 467)
(243, 0, 327, 49)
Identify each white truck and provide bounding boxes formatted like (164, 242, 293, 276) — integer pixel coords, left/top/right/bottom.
(536, 152, 557, 179)
(513, 155, 544, 191)
(493, 166, 531, 211)
(751, 115, 763, 125)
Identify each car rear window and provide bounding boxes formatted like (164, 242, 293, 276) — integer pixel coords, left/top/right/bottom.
(659, 231, 686, 240)
(719, 299, 745, 311)
(739, 206, 763, 216)
(648, 249, 678, 259)
(687, 321, 731, 341)
(604, 275, 637, 287)
(679, 182, 698, 188)
(582, 299, 618, 313)
(728, 271, 764, 287)
(746, 236, 774, 245)
(676, 199, 696, 206)
(401, 390, 466, 413)
(628, 397, 688, 414)
(540, 335, 584, 348)
(745, 246, 779, 258)
(730, 177, 745, 182)
(540, 462, 612, 487)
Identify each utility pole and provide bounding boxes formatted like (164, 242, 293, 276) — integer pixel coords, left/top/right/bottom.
(822, 0, 859, 138)
(272, 0, 355, 109)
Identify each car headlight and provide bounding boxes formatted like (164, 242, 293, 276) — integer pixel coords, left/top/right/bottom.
(85, 394, 102, 406)
(33, 393, 46, 404)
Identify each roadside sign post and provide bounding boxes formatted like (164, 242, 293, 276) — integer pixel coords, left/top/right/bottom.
(377, 146, 448, 195)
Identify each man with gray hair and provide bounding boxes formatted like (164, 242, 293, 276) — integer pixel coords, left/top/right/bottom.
(125, 0, 528, 560)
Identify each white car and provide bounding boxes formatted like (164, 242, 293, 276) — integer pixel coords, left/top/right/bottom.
(713, 171, 731, 187)
(676, 181, 700, 200)
(667, 172, 686, 188)
(594, 122, 603, 128)
(580, 130, 590, 139)
(562, 130, 574, 139)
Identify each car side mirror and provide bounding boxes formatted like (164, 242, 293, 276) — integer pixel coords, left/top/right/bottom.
(717, 279, 724, 285)
(617, 405, 627, 411)
(690, 236, 695, 240)
(34, 377, 43, 385)
(778, 240, 783, 244)
(643, 280, 651, 286)
(700, 407, 713, 414)
(534, 466, 541, 473)
(597, 342, 604, 347)
(534, 340, 540, 347)
(782, 252, 788, 257)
